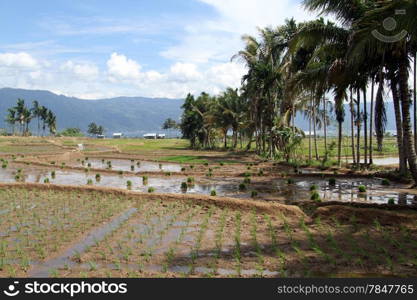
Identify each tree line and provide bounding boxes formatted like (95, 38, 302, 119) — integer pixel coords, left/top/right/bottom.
(180, 0, 417, 183)
(5, 99, 57, 136)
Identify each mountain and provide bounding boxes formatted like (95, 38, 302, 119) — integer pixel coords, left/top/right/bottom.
(0, 87, 399, 137)
(295, 102, 398, 136)
(0, 88, 184, 136)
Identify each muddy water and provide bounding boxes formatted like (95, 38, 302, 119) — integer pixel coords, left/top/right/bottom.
(69, 158, 182, 172)
(283, 178, 417, 205)
(1, 167, 416, 205)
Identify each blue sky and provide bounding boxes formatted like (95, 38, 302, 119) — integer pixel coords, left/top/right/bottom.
(0, 0, 312, 99)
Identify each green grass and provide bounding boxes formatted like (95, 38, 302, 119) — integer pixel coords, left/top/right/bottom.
(160, 155, 208, 164)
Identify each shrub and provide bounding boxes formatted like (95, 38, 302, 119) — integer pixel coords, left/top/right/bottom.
(210, 190, 217, 196)
(358, 185, 367, 193)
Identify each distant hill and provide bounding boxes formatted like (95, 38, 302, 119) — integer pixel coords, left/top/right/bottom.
(0, 88, 184, 136)
(0, 87, 399, 137)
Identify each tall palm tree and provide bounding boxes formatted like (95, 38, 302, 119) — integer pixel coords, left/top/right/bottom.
(31, 100, 41, 136)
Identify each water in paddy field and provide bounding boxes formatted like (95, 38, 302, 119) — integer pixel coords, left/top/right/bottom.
(0, 166, 416, 205)
(69, 158, 182, 172)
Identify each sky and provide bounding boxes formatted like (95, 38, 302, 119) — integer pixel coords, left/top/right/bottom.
(0, 0, 314, 99)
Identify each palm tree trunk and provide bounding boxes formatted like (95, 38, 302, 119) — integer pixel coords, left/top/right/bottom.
(399, 56, 417, 184)
(338, 119, 342, 167)
(391, 77, 407, 175)
(370, 78, 374, 165)
(363, 88, 368, 165)
(309, 99, 312, 162)
(414, 52, 417, 153)
(313, 103, 319, 160)
(350, 89, 356, 164)
(356, 89, 361, 166)
(323, 95, 328, 160)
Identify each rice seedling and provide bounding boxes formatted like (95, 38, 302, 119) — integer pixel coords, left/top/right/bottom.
(95, 173, 101, 181)
(181, 167, 186, 172)
(87, 179, 94, 185)
(210, 190, 217, 196)
(131, 165, 135, 171)
(126, 180, 132, 189)
(142, 176, 148, 185)
(381, 179, 390, 186)
(239, 183, 247, 191)
(118, 170, 123, 175)
(220, 162, 224, 166)
(43, 178, 50, 184)
(189, 165, 194, 169)
(180, 182, 188, 192)
(310, 184, 318, 191)
(51, 170, 56, 178)
(388, 198, 396, 205)
(251, 190, 258, 198)
(328, 178, 336, 186)
(287, 178, 295, 185)
(358, 185, 367, 193)
(257, 169, 264, 176)
(310, 191, 321, 202)
(243, 177, 251, 184)
(148, 187, 155, 193)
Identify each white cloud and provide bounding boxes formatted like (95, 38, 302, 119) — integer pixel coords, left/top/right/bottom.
(170, 63, 202, 81)
(0, 52, 39, 69)
(61, 61, 99, 80)
(107, 52, 142, 81)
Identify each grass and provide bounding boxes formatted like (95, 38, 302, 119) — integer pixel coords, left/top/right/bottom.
(161, 155, 208, 164)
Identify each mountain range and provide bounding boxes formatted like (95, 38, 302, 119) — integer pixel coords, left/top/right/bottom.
(0, 87, 399, 137)
(0, 88, 183, 136)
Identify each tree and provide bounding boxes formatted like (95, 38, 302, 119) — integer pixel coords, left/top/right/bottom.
(87, 123, 98, 136)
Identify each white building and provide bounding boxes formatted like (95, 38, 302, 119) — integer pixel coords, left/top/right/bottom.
(113, 133, 123, 139)
(144, 133, 157, 139)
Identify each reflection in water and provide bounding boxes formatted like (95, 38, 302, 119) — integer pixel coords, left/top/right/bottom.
(0, 167, 415, 205)
(68, 158, 182, 172)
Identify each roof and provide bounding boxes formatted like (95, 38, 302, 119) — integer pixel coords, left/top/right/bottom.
(113, 133, 123, 136)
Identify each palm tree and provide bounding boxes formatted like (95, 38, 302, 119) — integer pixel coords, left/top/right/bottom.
(40, 106, 49, 136)
(31, 100, 41, 136)
(47, 110, 57, 136)
(5, 108, 17, 135)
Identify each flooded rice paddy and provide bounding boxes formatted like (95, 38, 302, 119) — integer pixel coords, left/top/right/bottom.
(68, 158, 182, 172)
(1, 163, 416, 205)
